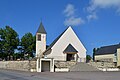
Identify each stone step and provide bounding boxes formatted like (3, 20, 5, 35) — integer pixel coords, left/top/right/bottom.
(69, 62, 100, 72)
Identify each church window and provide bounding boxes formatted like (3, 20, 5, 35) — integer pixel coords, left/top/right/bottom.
(38, 34, 41, 41)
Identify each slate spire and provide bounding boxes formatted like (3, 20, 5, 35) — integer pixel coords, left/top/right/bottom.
(37, 22, 47, 34)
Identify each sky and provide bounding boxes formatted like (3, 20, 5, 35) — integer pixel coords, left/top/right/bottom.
(0, 0, 120, 56)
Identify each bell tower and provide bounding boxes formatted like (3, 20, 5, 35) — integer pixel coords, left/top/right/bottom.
(36, 22, 47, 57)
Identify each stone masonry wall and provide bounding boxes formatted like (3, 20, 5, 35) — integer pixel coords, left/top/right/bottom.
(0, 61, 36, 71)
(89, 62, 115, 68)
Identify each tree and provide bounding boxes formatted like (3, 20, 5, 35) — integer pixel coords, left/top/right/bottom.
(32, 35, 36, 57)
(0, 28, 4, 57)
(0, 26, 19, 60)
(86, 55, 92, 62)
(93, 48, 96, 61)
(21, 32, 35, 59)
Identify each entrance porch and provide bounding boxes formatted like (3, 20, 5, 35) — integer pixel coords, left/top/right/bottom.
(36, 58, 54, 72)
(66, 53, 78, 61)
(63, 44, 78, 61)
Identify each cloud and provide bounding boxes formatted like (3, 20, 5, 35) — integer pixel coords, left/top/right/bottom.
(87, 12, 97, 21)
(87, 0, 120, 21)
(64, 16, 84, 26)
(91, 0, 120, 8)
(63, 4, 75, 17)
(63, 4, 84, 26)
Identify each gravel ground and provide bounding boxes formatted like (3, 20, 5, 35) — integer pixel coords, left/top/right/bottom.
(0, 69, 120, 80)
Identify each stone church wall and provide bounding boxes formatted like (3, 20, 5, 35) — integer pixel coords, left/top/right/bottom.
(0, 61, 36, 71)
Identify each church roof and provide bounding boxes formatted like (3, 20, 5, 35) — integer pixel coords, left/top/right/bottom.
(37, 22, 47, 34)
(95, 44, 120, 55)
(63, 44, 78, 53)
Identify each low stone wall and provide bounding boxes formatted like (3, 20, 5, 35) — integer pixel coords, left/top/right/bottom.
(0, 61, 36, 71)
(55, 68, 69, 72)
(54, 61, 76, 68)
(98, 68, 120, 71)
(89, 62, 115, 68)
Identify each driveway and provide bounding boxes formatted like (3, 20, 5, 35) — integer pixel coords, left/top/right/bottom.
(0, 69, 120, 80)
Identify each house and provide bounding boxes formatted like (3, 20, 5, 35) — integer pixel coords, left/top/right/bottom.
(36, 22, 87, 72)
(94, 44, 120, 67)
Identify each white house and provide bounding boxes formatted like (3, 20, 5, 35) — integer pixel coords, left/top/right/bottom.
(36, 22, 87, 72)
(94, 44, 120, 67)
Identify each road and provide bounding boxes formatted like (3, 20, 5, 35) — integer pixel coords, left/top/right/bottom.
(0, 69, 120, 80)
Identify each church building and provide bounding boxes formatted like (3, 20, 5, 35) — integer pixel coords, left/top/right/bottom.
(36, 22, 87, 72)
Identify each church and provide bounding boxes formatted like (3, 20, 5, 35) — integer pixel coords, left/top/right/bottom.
(36, 22, 87, 72)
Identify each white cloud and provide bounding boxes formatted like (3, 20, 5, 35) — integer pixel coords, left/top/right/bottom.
(64, 17, 84, 26)
(88, 0, 120, 12)
(87, 0, 120, 21)
(63, 4, 84, 26)
(63, 4, 75, 17)
(87, 12, 97, 21)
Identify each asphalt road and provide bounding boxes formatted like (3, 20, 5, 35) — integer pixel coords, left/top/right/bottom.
(0, 69, 120, 80)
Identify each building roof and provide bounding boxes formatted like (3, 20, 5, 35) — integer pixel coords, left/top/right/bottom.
(95, 44, 120, 55)
(37, 22, 47, 34)
(63, 44, 78, 53)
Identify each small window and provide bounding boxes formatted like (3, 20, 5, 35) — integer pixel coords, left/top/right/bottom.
(38, 34, 41, 41)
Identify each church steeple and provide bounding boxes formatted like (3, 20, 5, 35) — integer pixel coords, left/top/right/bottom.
(37, 22, 47, 34)
(36, 22, 46, 57)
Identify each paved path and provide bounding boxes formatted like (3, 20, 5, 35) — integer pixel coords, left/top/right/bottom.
(0, 69, 120, 80)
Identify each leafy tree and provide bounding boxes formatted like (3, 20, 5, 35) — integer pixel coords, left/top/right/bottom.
(0, 29, 4, 57)
(0, 26, 19, 60)
(86, 55, 92, 62)
(93, 48, 96, 61)
(32, 35, 36, 57)
(21, 32, 36, 59)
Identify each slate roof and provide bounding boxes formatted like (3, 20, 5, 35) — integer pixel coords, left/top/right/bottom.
(63, 44, 78, 53)
(95, 44, 120, 55)
(37, 22, 47, 34)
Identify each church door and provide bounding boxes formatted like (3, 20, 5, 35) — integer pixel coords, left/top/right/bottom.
(67, 54, 74, 61)
(41, 61, 50, 72)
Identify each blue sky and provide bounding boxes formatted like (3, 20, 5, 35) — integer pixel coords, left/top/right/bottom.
(0, 0, 120, 56)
